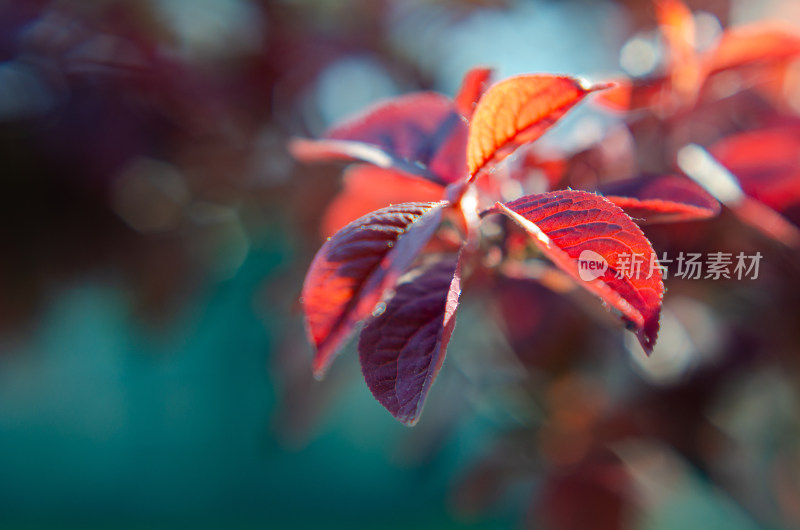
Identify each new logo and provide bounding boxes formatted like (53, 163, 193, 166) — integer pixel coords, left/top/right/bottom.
(578, 249, 608, 281)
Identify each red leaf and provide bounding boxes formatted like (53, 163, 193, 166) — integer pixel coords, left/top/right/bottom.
(711, 127, 800, 171)
(321, 165, 446, 237)
(593, 79, 633, 112)
(302, 202, 446, 378)
(454, 67, 493, 118)
(678, 143, 800, 247)
(359, 254, 462, 426)
(593, 77, 671, 112)
(492, 190, 663, 352)
(289, 92, 467, 184)
(601, 174, 720, 224)
(467, 75, 609, 181)
(289, 137, 417, 172)
(706, 24, 800, 75)
(711, 127, 800, 214)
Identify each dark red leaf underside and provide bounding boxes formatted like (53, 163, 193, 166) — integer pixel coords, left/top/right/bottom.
(302, 202, 446, 378)
(494, 190, 663, 352)
(359, 254, 462, 426)
(601, 174, 720, 224)
(467, 75, 609, 181)
(290, 92, 467, 185)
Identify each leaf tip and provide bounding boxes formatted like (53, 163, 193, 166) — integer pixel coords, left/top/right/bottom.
(311, 357, 328, 381)
(399, 413, 421, 427)
(287, 137, 311, 159)
(632, 314, 661, 356)
(576, 77, 618, 94)
(589, 80, 618, 92)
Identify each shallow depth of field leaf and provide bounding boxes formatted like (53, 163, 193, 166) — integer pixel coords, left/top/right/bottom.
(359, 254, 462, 426)
(711, 127, 800, 215)
(289, 92, 467, 184)
(320, 164, 446, 237)
(655, 0, 696, 60)
(601, 174, 720, 224)
(301, 202, 445, 378)
(679, 143, 800, 247)
(467, 75, 608, 180)
(593, 77, 671, 112)
(493, 190, 663, 352)
(707, 24, 800, 74)
(656, 0, 703, 102)
(454, 67, 493, 118)
(536, 450, 631, 530)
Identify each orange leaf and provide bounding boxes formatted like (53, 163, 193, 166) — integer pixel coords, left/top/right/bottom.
(593, 79, 634, 111)
(593, 77, 671, 112)
(655, 0, 702, 102)
(466, 75, 608, 181)
(655, 0, 695, 54)
(706, 24, 800, 75)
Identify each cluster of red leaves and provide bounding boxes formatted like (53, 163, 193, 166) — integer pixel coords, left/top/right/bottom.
(447, 2, 800, 527)
(286, 1, 800, 527)
(597, 0, 800, 247)
(291, 61, 723, 424)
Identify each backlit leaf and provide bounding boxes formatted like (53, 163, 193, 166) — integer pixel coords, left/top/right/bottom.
(302, 202, 446, 378)
(655, 0, 696, 58)
(706, 24, 800, 75)
(492, 190, 663, 353)
(601, 174, 720, 224)
(467, 75, 609, 181)
(359, 254, 462, 426)
(678, 143, 800, 247)
(289, 92, 467, 184)
(455, 67, 493, 118)
(655, 0, 702, 101)
(593, 77, 671, 112)
(321, 165, 446, 237)
(711, 127, 800, 214)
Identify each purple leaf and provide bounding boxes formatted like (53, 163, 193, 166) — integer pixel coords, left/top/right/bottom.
(359, 253, 463, 426)
(600, 174, 720, 224)
(301, 202, 446, 378)
(289, 92, 468, 185)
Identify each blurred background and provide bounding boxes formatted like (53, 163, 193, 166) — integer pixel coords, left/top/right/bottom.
(1, 0, 800, 528)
